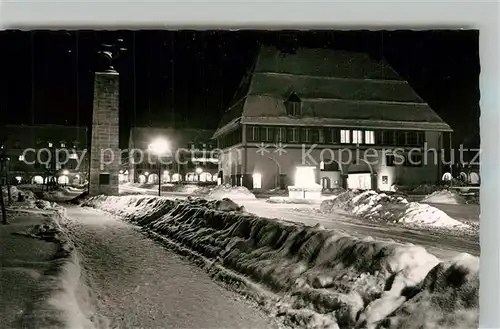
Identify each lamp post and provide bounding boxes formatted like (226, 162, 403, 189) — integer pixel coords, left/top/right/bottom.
(148, 137, 169, 197)
(196, 167, 203, 182)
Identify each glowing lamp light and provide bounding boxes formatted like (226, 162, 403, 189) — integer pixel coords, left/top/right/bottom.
(119, 170, 124, 174)
(195, 167, 203, 175)
(62, 170, 69, 176)
(148, 137, 170, 155)
(144, 172, 149, 176)
(294, 166, 316, 187)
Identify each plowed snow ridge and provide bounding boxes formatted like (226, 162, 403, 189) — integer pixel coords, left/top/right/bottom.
(84, 195, 479, 329)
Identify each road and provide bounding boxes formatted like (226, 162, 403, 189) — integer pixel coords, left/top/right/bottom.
(239, 201, 479, 260)
(61, 206, 278, 329)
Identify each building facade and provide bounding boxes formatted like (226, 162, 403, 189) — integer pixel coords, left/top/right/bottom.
(213, 46, 453, 191)
(0, 125, 89, 186)
(128, 127, 219, 184)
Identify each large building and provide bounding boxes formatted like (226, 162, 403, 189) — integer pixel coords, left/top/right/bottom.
(0, 124, 89, 186)
(128, 127, 219, 184)
(213, 46, 453, 191)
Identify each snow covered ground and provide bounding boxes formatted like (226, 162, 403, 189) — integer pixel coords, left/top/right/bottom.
(0, 207, 97, 329)
(82, 195, 479, 329)
(57, 206, 278, 329)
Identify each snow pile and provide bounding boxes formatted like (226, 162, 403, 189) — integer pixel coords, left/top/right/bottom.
(380, 253, 479, 329)
(12, 212, 97, 329)
(84, 195, 479, 329)
(320, 190, 468, 229)
(421, 189, 467, 205)
(207, 184, 256, 200)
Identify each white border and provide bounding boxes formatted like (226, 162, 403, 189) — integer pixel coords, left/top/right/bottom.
(1, 1, 498, 328)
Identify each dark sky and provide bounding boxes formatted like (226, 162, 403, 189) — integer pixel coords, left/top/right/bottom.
(0, 30, 480, 148)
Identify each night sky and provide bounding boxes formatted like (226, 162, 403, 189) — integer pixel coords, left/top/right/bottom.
(0, 30, 479, 149)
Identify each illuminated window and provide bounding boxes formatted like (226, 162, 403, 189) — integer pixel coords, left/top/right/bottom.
(340, 130, 350, 144)
(352, 130, 363, 144)
(48, 142, 53, 148)
(320, 161, 325, 170)
(364, 131, 375, 144)
(18, 155, 25, 161)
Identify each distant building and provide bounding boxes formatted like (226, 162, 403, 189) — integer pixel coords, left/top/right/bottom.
(128, 127, 219, 184)
(0, 124, 89, 186)
(213, 46, 453, 191)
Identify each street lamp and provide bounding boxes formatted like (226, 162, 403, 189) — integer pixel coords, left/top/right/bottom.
(148, 137, 169, 196)
(195, 167, 203, 182)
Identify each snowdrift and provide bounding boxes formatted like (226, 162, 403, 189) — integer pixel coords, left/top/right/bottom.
(13, 210, 98, 329)
(421, 189, 467, 205)
(320, 190, 469, 229)
(84, 195, 479, 329)
(207, 184, 256, 200)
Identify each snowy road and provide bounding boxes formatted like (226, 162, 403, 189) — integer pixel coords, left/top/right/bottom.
(240, 201, 479, 260)
(61, 206, 278, 329)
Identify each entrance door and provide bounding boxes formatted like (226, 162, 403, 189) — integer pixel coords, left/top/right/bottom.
(347, 173, 372, 190)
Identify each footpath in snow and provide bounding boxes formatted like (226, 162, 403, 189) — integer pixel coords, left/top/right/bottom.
(59, 206, 278, 329)
(84, 194, 479, 329)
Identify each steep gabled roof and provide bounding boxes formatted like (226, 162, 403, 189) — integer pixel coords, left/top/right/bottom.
(214, 46, 452, 137)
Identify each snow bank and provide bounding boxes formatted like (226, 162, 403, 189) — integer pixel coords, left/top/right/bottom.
(421, 189, 467, 205)
(14, 211, 98, 329)
(320, 190, 468, 229)
(207, 184, 256, 200)
(84, 195, 478, 329)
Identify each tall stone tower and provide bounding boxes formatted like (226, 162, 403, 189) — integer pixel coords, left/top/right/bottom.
(89, 43, 121, 196)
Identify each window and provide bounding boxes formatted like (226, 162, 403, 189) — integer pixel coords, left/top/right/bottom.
(261, 127, 273, 142)
(18, 155, 25, 161)
(61, 142, 66, 148)
(319, 161, 325, 170)
(326, 128, 339, 144)
(301, 128, 311, 143)
(48, 142, 53, 148)
(69, 153, 78, 159)
(287, 127, 300, 143)
(285, 93, 302, 116)
(276, 127, 286, 142)
(386, 155, 395, 167)
(416, 132, 425, 146)
(364, 131, 375, 144)
(407, 132, 418, 146)
(247, 126, 259, 142)
(318, 129, 325, 143)
(380, 131, 395, 145)
(396, 131, 406, 146)
(352, 130, 363, 144)
(99, 173, 110, 185)
(340, 130, 351, 144)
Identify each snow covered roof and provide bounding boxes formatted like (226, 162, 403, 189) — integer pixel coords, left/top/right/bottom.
(129, 127, 215, 150)
(214, 46, 452, 138)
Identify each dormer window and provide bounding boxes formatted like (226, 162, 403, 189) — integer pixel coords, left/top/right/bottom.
(285, 92, 302, 117)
